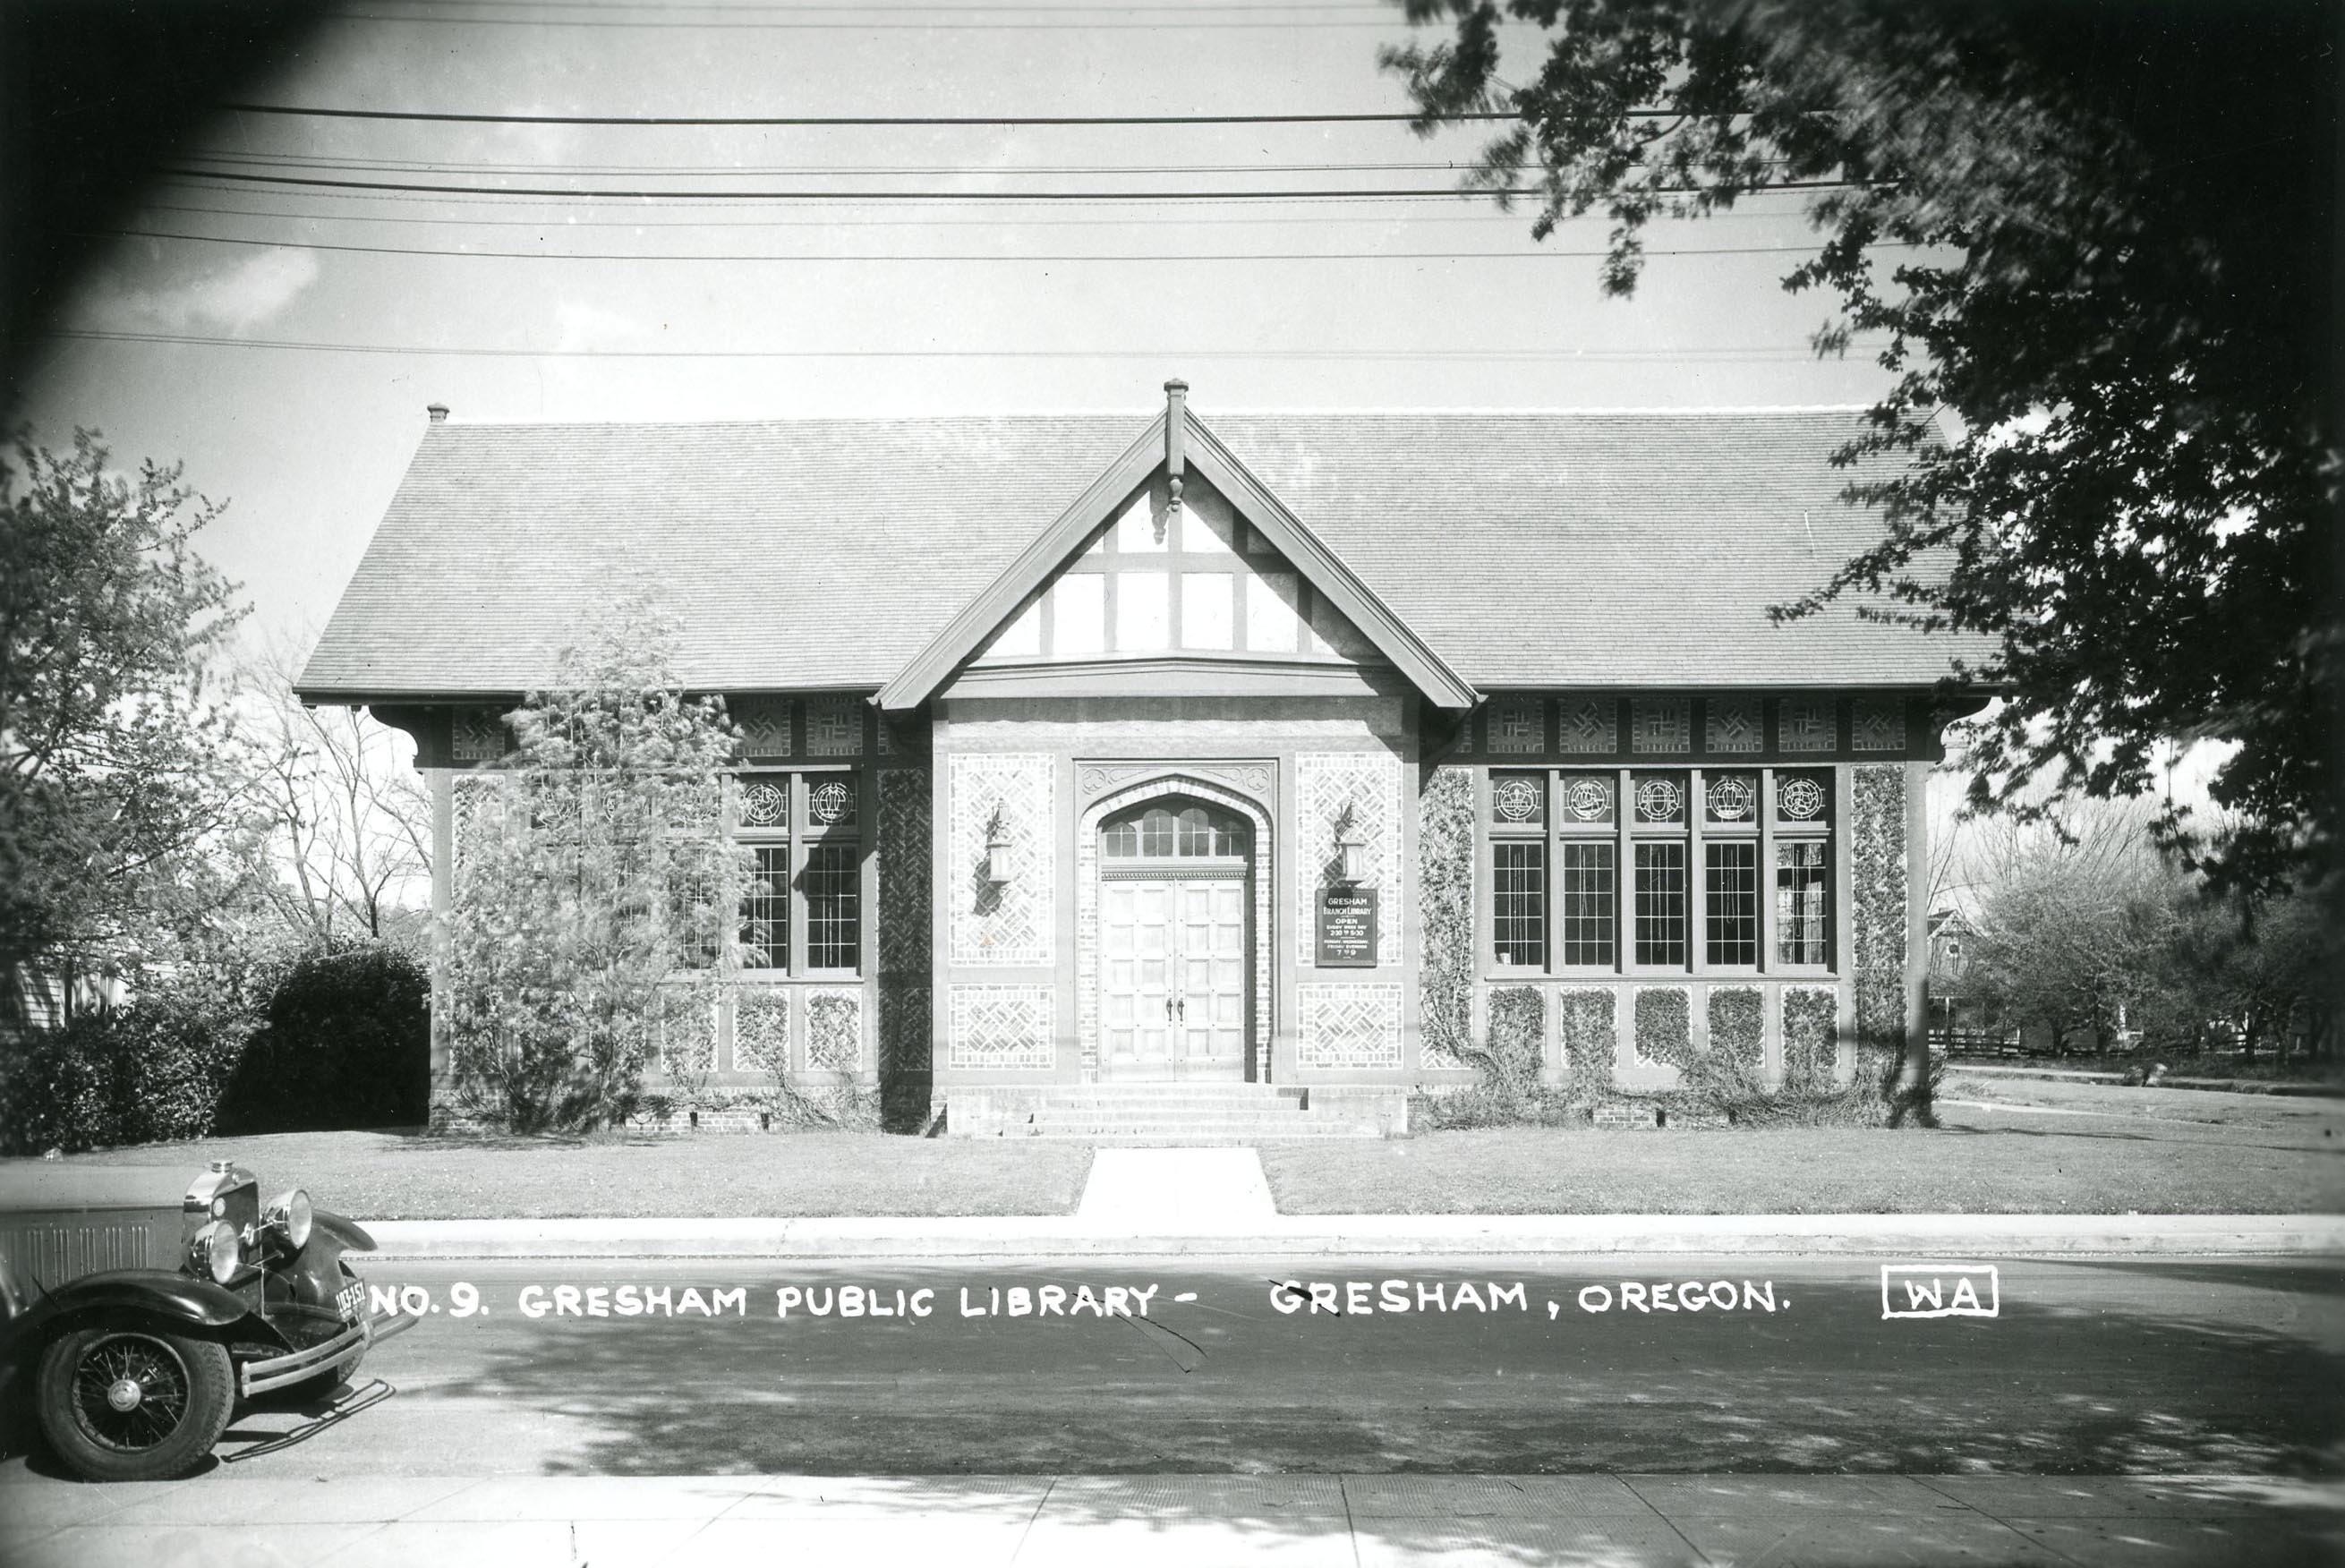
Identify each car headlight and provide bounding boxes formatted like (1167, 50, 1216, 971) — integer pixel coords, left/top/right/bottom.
(194, 1220, 241, 1284)
(267, 1188, 313, 1251)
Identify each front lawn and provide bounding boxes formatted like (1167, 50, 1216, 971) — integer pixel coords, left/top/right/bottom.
(1258, 1090, 2345, 1215)
(47, 1129, 1096, 1219)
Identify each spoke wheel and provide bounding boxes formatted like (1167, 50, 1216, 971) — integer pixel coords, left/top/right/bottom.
(37, 1324, 234, 1482)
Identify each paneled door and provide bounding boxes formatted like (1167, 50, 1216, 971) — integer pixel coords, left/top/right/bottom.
(1100, 872, 1249, 1078)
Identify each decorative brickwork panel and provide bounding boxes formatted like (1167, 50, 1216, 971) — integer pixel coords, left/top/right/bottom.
(1632, 985, 1693, 1068)
(1556, 986, 1617, 1086)
(949, 754, 1055, 966)
(737, 699, 794, 761)
(806, 698, 864, 757)
(1707, 985, 1764, 1070)
(1416, 766, 1474, 1069)
(806, 987, 864, 1073)
(1704, 696, 1762, 754)
(1851, 697, 1907, 753)
(451, 707, 507, 763)
(1631, 698, 1691, 755)
(1778, 696, 1837, 754)
(654, 992, 718, 1077)
(1296, 753, 1403, 966)
(1296, 984, 1403, 1070)
(948, 984, 1055, 1070)
(1485, 697, 1546, 755)
(1781, 986, 1839, 1092)
(1850, 764, 1910, 1094)
(878, 980, 932, 1129)
(876, 769, 933, 976)
(1556, 695, 1617, 754)
(733, 988, 790, 1073)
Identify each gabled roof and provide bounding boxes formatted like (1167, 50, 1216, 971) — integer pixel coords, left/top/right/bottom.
(876, 392, 1479, 711)
(296, 401, 1986, 704)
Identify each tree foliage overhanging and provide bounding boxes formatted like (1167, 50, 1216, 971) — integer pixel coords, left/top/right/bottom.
(1386, 0, 2340, 897)
(0, 429, 253, 1014)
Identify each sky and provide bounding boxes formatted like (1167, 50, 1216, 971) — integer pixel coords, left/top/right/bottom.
(11, 0, 1904, 663)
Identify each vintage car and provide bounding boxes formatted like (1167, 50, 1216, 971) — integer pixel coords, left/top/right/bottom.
(0, 1160, 413, 1481)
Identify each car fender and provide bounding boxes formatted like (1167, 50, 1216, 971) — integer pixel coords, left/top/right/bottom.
(313, 1210, 376, 1253)
(40, 1269, 252, 1331)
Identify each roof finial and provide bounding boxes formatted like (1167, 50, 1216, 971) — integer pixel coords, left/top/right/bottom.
(1164, 379, 1187, 506)
(426, 403, 449, 423)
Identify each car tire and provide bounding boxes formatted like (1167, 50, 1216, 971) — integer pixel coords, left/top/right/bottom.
(35, 1321, 235, 1482)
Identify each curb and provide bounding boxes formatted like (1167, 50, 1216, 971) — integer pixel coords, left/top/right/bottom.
(361, 1213, 2345, 1262)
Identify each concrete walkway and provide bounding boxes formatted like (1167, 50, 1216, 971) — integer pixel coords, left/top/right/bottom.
(6, 1470, 2340, 1566)
(357, 1210, 2345, 1260)
(1073, 1146, 1278, 1227)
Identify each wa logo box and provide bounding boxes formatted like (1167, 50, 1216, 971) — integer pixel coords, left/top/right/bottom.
(1880, 1263, 2000, 1319)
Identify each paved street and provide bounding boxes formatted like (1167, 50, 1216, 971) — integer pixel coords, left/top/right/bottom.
(7, 1254, 2332, 1479)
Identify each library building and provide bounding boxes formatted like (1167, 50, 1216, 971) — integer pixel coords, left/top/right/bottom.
(299, 381, 1980, 1136)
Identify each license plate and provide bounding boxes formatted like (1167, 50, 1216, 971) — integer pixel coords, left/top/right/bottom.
(337, 1281, 365, 1324)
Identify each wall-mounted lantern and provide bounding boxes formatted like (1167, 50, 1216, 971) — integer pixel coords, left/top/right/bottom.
(984, 806, 1015, 886)
(1331, 805, 1369, 886)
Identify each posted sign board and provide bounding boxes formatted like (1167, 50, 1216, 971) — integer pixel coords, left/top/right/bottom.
(1316, 886, 1378, 967)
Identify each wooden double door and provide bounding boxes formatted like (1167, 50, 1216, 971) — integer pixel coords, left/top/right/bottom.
(1099, 870, 1250, 1078)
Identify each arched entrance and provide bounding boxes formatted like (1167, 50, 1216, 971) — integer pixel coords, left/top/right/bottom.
(1096, 796, 1252, 1079)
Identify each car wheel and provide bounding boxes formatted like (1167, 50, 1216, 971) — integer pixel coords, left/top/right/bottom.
(35, 1322, 234, 1482)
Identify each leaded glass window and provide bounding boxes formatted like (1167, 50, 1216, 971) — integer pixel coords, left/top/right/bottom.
(741, 847, 789, 969)
(1558, 841, 1616, 966)
(1704, 841, 1759, 966)
(1103, 801, 1246, 858)
(1776, 840, 1829, 965)
(805, 843, 860, 969)
(1493, 841, 1546, 967)
(1633, 841, 1688, 967)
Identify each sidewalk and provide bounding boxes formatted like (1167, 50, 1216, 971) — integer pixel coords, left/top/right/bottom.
(6, 1469, 2341, 1566)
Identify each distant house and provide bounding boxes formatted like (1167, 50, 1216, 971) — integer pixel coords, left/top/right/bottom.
(299, 383, 1989, 1129)
(1925, 908, 2010, 1050)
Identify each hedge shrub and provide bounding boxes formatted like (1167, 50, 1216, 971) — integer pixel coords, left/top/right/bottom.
(216, 946, 431, 1134)
(0, 982, 251, 1155)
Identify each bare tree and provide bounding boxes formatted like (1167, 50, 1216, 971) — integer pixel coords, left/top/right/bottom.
(236, 629, 430, 952)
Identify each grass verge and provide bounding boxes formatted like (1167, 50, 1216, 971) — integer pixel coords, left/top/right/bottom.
(44, 1129, 1096, 1219)
(1260, 1087, 2345, 1215)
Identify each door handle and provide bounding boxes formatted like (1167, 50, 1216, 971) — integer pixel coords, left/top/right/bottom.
(1176, 997, 1186, 1021)
(1164, 996, 1173, 1022)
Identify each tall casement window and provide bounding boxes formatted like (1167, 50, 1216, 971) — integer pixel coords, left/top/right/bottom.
(733, 771, 865, 975)
(1773, 770, 1832, 967)
(1486, 766, 1831, 976)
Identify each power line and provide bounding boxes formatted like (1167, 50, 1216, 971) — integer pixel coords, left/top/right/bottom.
(322, 9, 1459, 28)
(48, 329, 1856, 362)
(142, 198, 1818, 229)
(99, 226, 1911, 263)
(214, 104, 1569, 127)
(161, 167, 1863, 203)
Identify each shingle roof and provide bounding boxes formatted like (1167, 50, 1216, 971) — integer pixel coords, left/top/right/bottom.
(297, 406, 1985, 700)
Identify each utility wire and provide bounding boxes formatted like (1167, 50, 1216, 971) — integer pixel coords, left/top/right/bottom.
(141, 199, 1815, 228)
(215, 104, 1595, 126)
(321, 11, 1479, 28)
(98, 226, 1913, 263)
(49, 330, 1856, 362)
(161, 167, 1863, 202)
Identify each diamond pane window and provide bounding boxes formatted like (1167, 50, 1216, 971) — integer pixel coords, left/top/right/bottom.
(1491, 772, 1546, 826)
(1704, 841, 1759, 966)
(1492, 841, 1546, 967)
